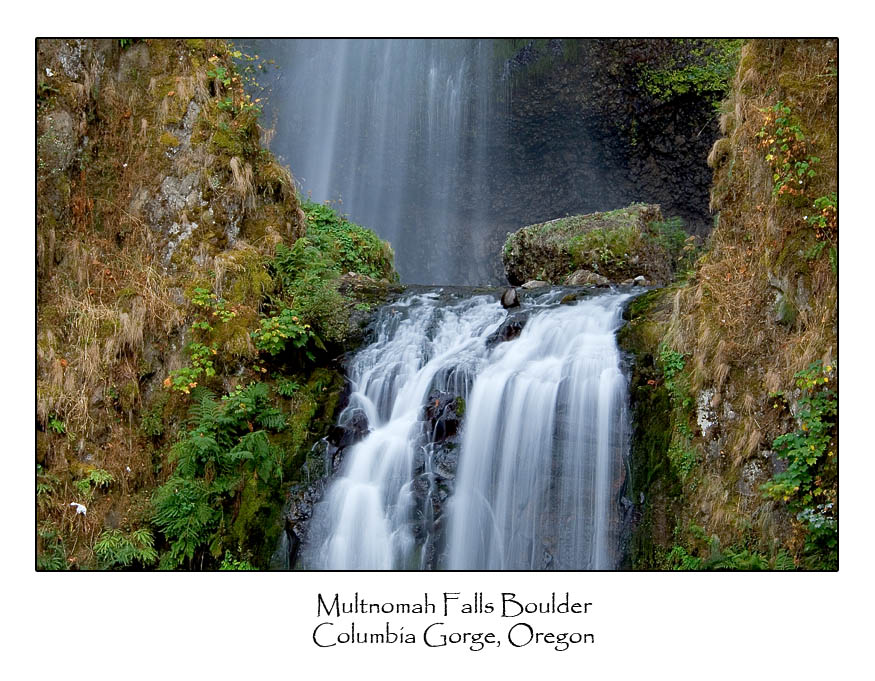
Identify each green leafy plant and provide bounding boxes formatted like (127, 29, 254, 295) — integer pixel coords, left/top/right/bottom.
(762, 361, 837, 569)
(207, 64, 232, 88)
(36, 465, 60, 504)
(48, 414, 66, 434)
(637, 39, 744, 110)
(252, 308, 316, 359)
(762, 361, 836, 504)
(164, 288, 238, 395)
(649, 217, 699, 273)
(165, 342, 218, 394)
(219, 550, 256, 570)
(151, 383, 287, 568)
(658, 344, 690, 409)
(37, 524, 67, 570)
(804, 192, 837, 239)
(665, 523, 793, 570)
(74, 468, 114, 498)
(668, 442, 699, 480)
(274, 377, 300, 397)
(756, 101, 820, 198)
(94, 528, 158, 568)
(300, 200, 397, 281)
(191, 287, 237, 323)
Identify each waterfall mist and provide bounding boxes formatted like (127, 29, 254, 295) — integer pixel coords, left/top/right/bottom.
(257, 39, 507, 286)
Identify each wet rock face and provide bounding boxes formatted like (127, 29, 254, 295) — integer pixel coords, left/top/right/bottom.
(486, 311, 529, 348)
(410, 389, 468, 568)
(424, 390, 464, 443)
(329, 409, 370, 449)
(38, 110, 77, 174)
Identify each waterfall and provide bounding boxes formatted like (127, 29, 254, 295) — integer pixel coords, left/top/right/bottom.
(254, 39, 506, 285)
(302, 288, 632, 570)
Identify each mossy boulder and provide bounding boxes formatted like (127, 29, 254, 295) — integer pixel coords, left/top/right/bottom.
(502, 203, 676, 285)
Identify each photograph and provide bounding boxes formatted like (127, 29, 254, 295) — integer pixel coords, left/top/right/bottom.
(36, 37, 837, 574)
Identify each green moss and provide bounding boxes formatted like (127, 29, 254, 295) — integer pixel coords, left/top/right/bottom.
(775, 295, 797, 327)
(569, 222, 642, 272)
(210, 126, 245, 157)
(158, 131, 180, 148)
(140, 391, 169, 439)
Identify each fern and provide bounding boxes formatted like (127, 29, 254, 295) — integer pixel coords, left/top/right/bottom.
(274, 377, 300, 397)
(94, 528, 158, 568)
(152, 477, 219, 568)
(257, 407, 286, 431)
(151, 380, 294, 567)
(772, 549, 796, 571)
(37, 524, 67, 570)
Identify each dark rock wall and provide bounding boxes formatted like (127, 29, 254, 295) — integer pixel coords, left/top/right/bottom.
(458, 39, 726, 283)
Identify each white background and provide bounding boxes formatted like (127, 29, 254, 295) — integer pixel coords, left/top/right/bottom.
(11, 3, 870, 678)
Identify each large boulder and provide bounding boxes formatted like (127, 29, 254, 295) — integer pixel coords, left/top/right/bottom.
(502, 203, 677, 286)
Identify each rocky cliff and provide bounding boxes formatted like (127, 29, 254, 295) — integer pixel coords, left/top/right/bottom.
(36, 39, 397, 569)
(620, 39, 838, 569)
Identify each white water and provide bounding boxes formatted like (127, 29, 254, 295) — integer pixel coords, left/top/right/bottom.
(303, 289, 631, 570)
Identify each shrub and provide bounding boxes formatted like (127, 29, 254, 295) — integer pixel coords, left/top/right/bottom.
(252, 307, 316, 358)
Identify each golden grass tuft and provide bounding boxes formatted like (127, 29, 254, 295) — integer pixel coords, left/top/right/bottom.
(229, 156, 255, 211)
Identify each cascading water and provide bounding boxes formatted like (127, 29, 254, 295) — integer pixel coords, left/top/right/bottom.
(302, 288, 633, 570)
(253, 39, 506, 285)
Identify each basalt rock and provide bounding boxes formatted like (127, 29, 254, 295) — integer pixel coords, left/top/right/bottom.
(500, 287, 520, 308)
(424, 390, 464, 443)
(486, 311, 530, 348)
(564, 269, 610, 286)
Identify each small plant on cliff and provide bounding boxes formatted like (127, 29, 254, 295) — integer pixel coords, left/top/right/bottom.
(219, 550, 256, 570)
(252, 307, 316, 359)
(165, 342, 218, 395)
(762, 361, 837, 568)
(300, 200, 397, 281)
(94, 528, 158, 568)
(658, 344, 691, 411)
(164, 288, 238, 395)
(804, 192, 837, 240)
(637, 39, 744, 109)
(756, 101, 820, 199)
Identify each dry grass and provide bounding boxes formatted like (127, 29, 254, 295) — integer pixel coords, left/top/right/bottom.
(229, 156, 255, 210)
(656, 39, 837, 552)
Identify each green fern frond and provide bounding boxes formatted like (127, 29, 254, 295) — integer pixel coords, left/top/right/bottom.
(257, 407, 286, 431)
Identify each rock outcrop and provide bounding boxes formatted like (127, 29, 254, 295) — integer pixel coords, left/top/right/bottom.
(502, 203, 678, 286)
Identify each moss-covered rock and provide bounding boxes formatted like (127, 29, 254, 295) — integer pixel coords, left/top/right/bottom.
(502, 203, 678, 285)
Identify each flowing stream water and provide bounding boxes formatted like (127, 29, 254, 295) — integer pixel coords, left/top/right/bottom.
(301, 288, 632, 570)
